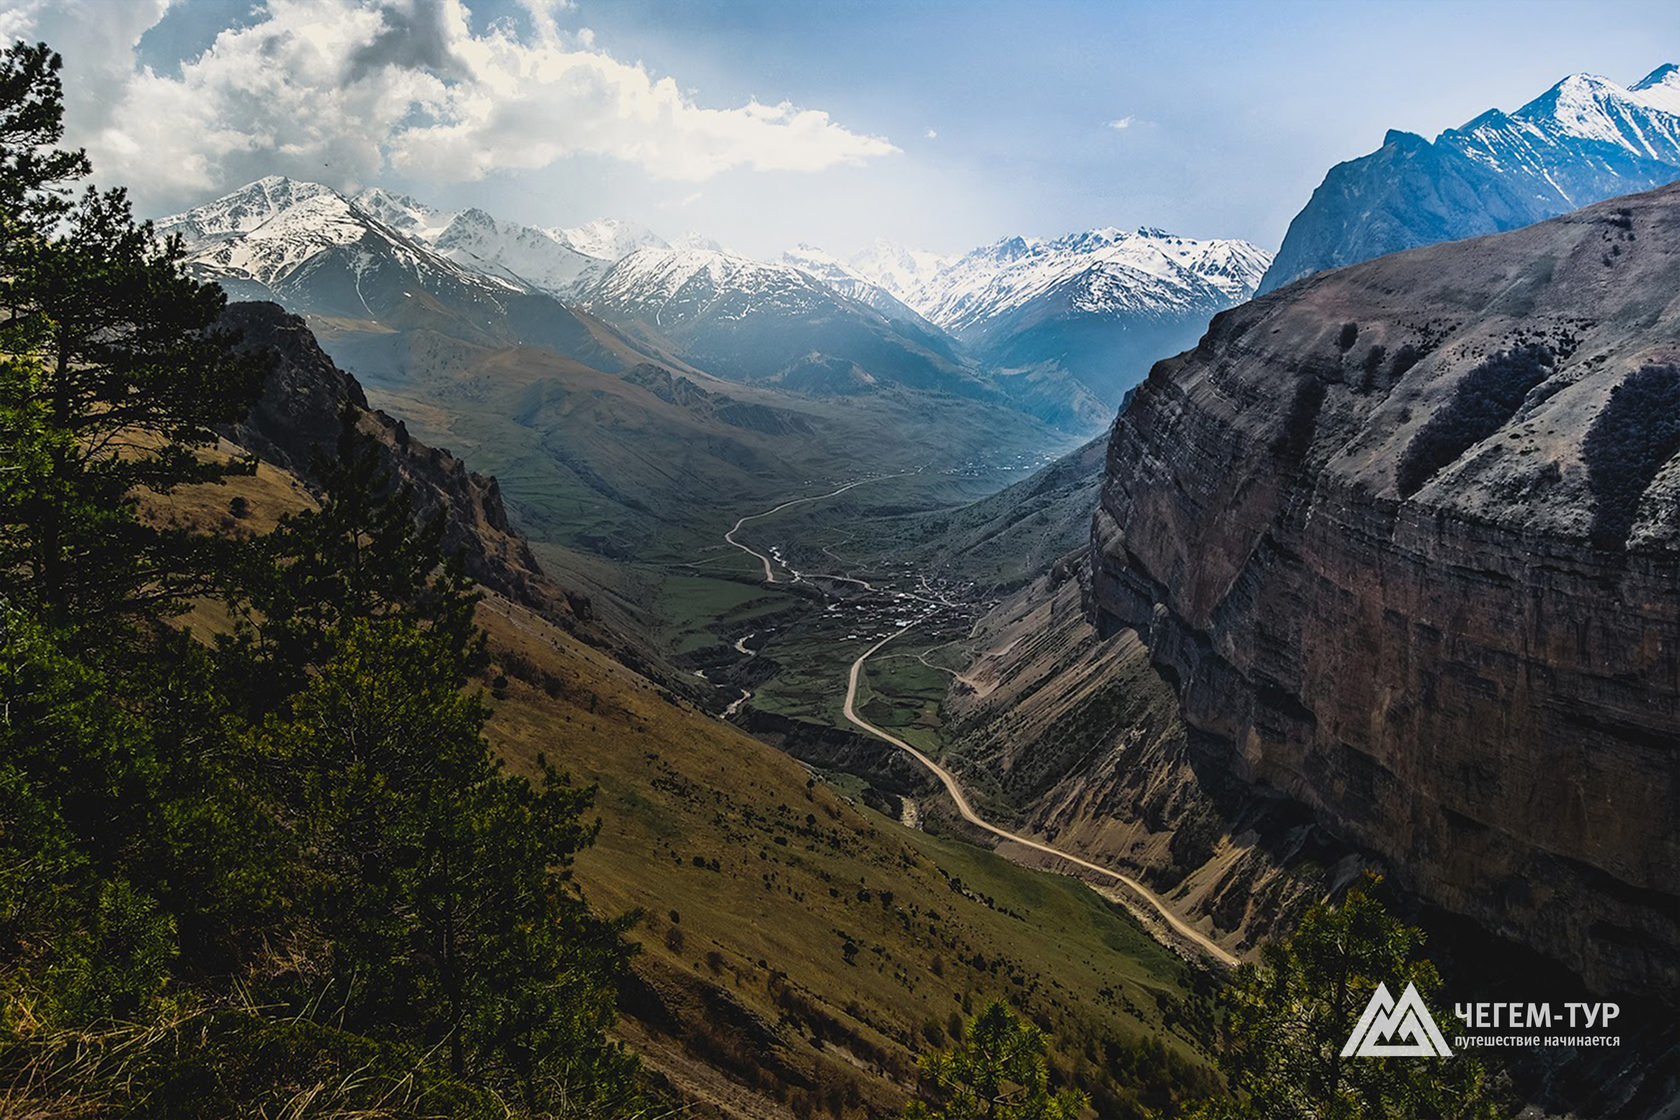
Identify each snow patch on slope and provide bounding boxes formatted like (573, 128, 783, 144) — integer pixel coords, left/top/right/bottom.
(588, 247, 856, 326)
(549, 218, 669, 261)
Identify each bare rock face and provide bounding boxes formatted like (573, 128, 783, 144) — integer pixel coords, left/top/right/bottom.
(1091, 184, 1680, 996)
(946, 559, 1363, 959)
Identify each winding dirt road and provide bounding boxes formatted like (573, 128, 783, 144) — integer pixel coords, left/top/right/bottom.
(717, 479, 1235, 966)
(841, 624, 1239, 969)
(723, 475, 913, 583)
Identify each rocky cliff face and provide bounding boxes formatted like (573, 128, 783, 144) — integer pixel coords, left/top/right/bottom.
(1091, 184, 1680, 996)
(947, 558, 1362, 958)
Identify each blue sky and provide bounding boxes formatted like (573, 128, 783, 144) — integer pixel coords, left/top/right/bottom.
(5, 0, 1676, 256)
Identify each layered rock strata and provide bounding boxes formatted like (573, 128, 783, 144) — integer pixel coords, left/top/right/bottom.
(1091, 184, 1680, 995)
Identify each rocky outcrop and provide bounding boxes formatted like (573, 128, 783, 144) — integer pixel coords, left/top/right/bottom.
(1091, 184, 1680, 996)
(218, 301, 584, 623)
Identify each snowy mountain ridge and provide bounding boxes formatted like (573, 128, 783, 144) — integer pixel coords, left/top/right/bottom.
(589, 246, 877, 327)
(353, 188, 673, 267)
(350, 189, 620, 296)
(557, 218, 670, 261)
(162, 176, 1265, 406)
(780, 244, 933, 326)
(1260, 63, 1680, 292)
(1509, 65, 1680, 157)
(827, 226, 1271, 404)
(845, 239, 955, 304)
(896, 227, 1271, 342)
(159, 176, 518, 302)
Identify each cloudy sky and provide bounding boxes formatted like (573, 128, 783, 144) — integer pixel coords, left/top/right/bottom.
(2, 0, 1675, 256)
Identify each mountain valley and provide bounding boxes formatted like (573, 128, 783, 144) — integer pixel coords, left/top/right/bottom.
(106, 57, 1680, 1120)
(614, 183, 1680, 1117)
(15, 10, 1680, 1118)
(137, 303, 1221, 1118)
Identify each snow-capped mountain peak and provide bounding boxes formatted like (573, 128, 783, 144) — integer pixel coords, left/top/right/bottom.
(350, 191, 611, 296)
(548, 218, 668, 262)
(163, 175, 1266, 406)
(161, 178, 526, 322)
(833, 225, 1271, 404)
(1631, 63, 1680, 107)
(589, 246, 841, 325)
(780, 244, 933, 326)
(169, 181, 656, 305)
(440, 206, 499, 234)
(905, 226, 1271, 342)
(351, 187, 457, 242)
(781, 243, 866, 287)
(157, 175, 336, 242)
(670, 231, 726, 253)
(1509, 67, 1680, 160)
(845, 239, 955, 302)
(426, 207, 602, 294)
(978, 235, 1039, 265)
(578, 243, 988, 402)
(1261, 62, 1680, 295)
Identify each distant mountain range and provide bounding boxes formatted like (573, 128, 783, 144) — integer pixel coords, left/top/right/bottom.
(582, 245, 987, 400)
(162, 177, 986, 410)
(349, 187, 667, 297)
(155, 177, 1100, 576)
(851, 228, 1271, 404)
(163, 177, 1267, 415)
(157, 176, 625, 368)
(1259, 63, 1680, 293)
(157, 64, 1680, 427)
(627, 228, 1271, 409)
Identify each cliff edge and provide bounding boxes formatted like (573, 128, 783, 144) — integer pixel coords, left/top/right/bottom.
(1093, 183, 1680, 996)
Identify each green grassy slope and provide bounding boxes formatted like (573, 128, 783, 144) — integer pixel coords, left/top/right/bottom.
(478, 596, 1221, 1118)
(147, 437, 1221, 1120)
(313, 320, 1085, 563)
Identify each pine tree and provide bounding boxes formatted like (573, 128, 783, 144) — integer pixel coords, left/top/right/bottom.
(1196, 875, 1499, 1120)
(235, 416, 639, 1109)
(0, 41, 88, 263)
(222, 412, 483, 710)
(0, 185, 269, 633)
(0, 40, 270, 636)
(0, 603, 182, 1025)
(906, 1001, 1087, 1120)
(263, 618, 638, 1108)
(0, 35, 644, 1117)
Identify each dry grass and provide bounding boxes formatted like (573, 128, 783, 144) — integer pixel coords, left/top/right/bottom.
(133, 453, 1214, 1120)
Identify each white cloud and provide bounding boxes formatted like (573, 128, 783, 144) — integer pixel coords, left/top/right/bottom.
(1106, 116, 1135, 130)
(3, 0, 897, 211)
(924, 127, 937, 140)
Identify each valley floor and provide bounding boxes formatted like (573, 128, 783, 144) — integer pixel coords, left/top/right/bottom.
(669, 478, 1241, 973)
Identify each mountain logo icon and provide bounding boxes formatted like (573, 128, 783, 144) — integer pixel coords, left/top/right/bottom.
(1340, 982, 1454, 1058)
